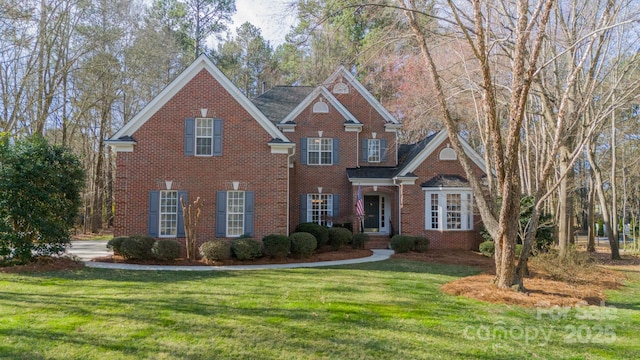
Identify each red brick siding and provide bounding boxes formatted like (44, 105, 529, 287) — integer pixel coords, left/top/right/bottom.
(288, 84, 397, 232)
(400, 140, 485, 250)
(114, 69, 289, 241)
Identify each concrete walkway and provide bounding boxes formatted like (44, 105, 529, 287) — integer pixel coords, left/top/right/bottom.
(67, 240, 394, 271)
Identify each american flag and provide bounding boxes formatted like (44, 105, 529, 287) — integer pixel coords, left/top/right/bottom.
(356, 186, 364, 218)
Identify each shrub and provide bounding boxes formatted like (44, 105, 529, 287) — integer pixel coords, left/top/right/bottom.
(290, 232, 317, 257)
(414, 236, 430, 253)
(0, 135, 84, 264)
(119, 235, 156, 260)
(107, 236, 128, 255)
(151, 239, 181, 261)
(515, 244, 523, 257)
(262, 234, 290, 259)
(351, 233, 370, 249)
(390, 235, 415, 253)
(199, 240, 231, 261)
(479, 241, 495, 257)
(531, 247, 595, 283)
(231, 238, 262, 260)
(295, 223, 329, 248)
(328, 227, 352, 250)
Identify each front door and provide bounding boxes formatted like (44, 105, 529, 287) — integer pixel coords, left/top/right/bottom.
(363, 195, 380, 232)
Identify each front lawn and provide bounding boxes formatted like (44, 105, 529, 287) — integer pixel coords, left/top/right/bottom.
(0, 259, 638, 359)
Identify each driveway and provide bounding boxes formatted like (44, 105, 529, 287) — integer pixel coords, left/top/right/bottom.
(67, 240, 112, 261)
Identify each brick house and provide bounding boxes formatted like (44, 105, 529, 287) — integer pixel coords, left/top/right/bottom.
(107, 55, 486, 250)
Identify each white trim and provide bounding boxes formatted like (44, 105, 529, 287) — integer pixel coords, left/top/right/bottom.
(324, 66, 400, 124)
(280, 86, 359, 125)
(110, 54, 289, 142)
(347, 178, 396, 186)
(105, 140, 135, 152)
(423, 188, 474, 231)
(226, 190, 245, 237)
(268, 142, 295, 154)
(398, 130, 488, 177)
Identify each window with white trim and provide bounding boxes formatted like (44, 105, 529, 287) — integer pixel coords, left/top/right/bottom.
(424, 190, 473, 230)
(308, 138, 333, 165)
(367, 139, 381, 163)
(195, 118, 213, 155)
(307, 194, 333, 226)
(227, 191, 245, 237)
(160, 190, 178, 237)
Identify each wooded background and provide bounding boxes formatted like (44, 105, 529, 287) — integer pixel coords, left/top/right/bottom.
(1, 0, 638, 263)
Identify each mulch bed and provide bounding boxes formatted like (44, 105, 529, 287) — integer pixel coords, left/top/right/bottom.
(0, 256, 85, 273)
(394, 247, 634, 307)
(92, 247, 373, 266)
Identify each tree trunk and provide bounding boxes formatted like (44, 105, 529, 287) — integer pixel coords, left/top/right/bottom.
(587, 143, 621, 259)
(587, 175, 596, 252)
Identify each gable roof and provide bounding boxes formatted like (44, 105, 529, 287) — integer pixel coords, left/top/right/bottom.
(251, 86, 315, 124)
(278, 86, 360, 124)
(421, 174, 469, 187)
(396, 130, 487, 177)
(347, 130, 488, 181)
(324, 66, 400, 124)
(109, 55, 289, 142)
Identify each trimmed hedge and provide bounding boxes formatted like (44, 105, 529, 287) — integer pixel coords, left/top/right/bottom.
(231, 238, 263, 260)
(151, 239, 181, 261)
(199, 240, 231, 261)
(262, 234, 290, 259)
(390, 235, 415, 253)
(119, 235, 155, 260)
(295, 223, 329, 248)
(328, 227, 352, 250)
(351, 233, 369, 249)
(106, 236, 127, 255)
(290, 232, 317, 257)
(414, 236, 430, 253)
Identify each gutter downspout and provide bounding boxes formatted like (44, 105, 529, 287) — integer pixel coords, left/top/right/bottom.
(393, 178, 402, 234)
(286, 146, 296, 236)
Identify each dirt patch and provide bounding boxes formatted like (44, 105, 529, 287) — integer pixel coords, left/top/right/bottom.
(394, 247, 634, 307)
(0, 256, 85, 273)
(92, 247, 373, 266)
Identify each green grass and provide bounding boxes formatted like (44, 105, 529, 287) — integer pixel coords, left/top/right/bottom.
(0, 259, 639, 359)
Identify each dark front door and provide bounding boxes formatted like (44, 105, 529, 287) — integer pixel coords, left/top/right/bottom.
(363, 195, 380, 232)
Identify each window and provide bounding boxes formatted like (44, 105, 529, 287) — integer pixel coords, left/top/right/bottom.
(308, 138, 333, 165)
(368, 139, 381, 163)
(430, 193, 439, 229)
(184, 118, 222, 156)
(312, 101, 329, 113)
(227, 191, 245, 237)
(160, 191, 178, 237)
(333, 82, 349, 94)
(424, 190, 473, 230)
(307, 194, 333, 226)
(195, 118, 213, 155)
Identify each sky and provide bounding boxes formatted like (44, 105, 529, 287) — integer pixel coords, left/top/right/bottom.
(230, 0, 298, 46)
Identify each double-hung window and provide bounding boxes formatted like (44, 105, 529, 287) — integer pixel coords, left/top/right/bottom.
(367, 139, 381, 163)
(424, 190, 473, 230)
(308, 138, 333, 165)
(195, 118, 213, 155)
(159, 190, 178, 237)
(307, 194, 333, 226)
(227, 191, 245, 237)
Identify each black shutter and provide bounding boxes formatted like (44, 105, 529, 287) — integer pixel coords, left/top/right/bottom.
(213, 119, 223, 156)
(184, 118, 195, 156)
(300, 138, 307, 164)
(244, 191, 254, 236)
(148, 191, 160, 237)
(216, 191, 227, 237)
(177, 191, 187, 237)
